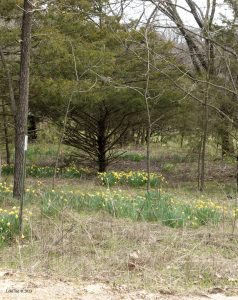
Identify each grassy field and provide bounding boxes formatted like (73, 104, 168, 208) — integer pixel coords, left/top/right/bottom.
(0, 142, 238, 295)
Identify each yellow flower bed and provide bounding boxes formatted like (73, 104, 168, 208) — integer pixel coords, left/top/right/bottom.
(98, 171, 165, 187)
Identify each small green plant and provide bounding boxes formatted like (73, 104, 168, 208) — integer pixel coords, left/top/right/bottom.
(161, 163, 175, 173)
(121, 152, 145, 162)
(1, 165, 14, 176)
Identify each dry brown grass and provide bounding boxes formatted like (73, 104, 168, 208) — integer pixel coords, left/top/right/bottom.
(1, 209, 238, 296)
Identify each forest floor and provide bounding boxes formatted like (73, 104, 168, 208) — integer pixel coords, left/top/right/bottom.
(0, 269, 238, 300)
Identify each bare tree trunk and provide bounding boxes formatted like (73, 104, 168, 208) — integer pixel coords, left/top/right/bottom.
(13, 0, 33, 199)
(52, 94, 72, 189)
(144, 28, 152, 194)
(200, 98, 208, 192)
(197, 138, 202, 191)
(146, 126, 151, 193)
(199, 13, 212, 192)
(53, 41, 79, 188)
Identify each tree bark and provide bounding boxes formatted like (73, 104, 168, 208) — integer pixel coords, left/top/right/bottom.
(97, 117, 107, 173)
(13, 0, 33, 199)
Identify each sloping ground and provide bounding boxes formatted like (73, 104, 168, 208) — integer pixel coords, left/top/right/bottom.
(0, 270, 237, 300)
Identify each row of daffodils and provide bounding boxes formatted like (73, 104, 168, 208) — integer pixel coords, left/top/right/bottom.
(0, 173, 237, 245)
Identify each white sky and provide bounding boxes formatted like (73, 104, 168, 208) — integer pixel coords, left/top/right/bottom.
(123, 0, 233, 28)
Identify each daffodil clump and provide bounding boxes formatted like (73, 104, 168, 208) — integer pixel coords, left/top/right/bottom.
(27, 165, 89, 178)
(37, 189, 237, 228)
(98, 171, 165, 187)
(159, 197, 223, 228)
(0, 181, 236, 230)
(0, 182, 12, 196)
(0, 207, 32, 245)
(40, 189, 69, 216)
(2, 164, 90, 179)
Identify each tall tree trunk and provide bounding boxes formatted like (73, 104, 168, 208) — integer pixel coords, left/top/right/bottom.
(146, 126, 151, 193)
(98, 153, 107, 173)
(97, 118, 107, 173)
(199, 27, 212, 192)
(144, 29, 151, 194)
(13, 0, 33, 199)
(197, 138, 202, 191)
(200, 103, 208, 192)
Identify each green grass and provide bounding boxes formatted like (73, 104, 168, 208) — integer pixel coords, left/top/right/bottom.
(19, 187, 233, 229)
(1, 164, 90, 179)
(0, 178, 236, 231)
(120, 151, 146, 162)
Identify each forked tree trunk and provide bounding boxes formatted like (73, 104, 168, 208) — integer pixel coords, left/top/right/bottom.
(13, 0, 33, 199)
